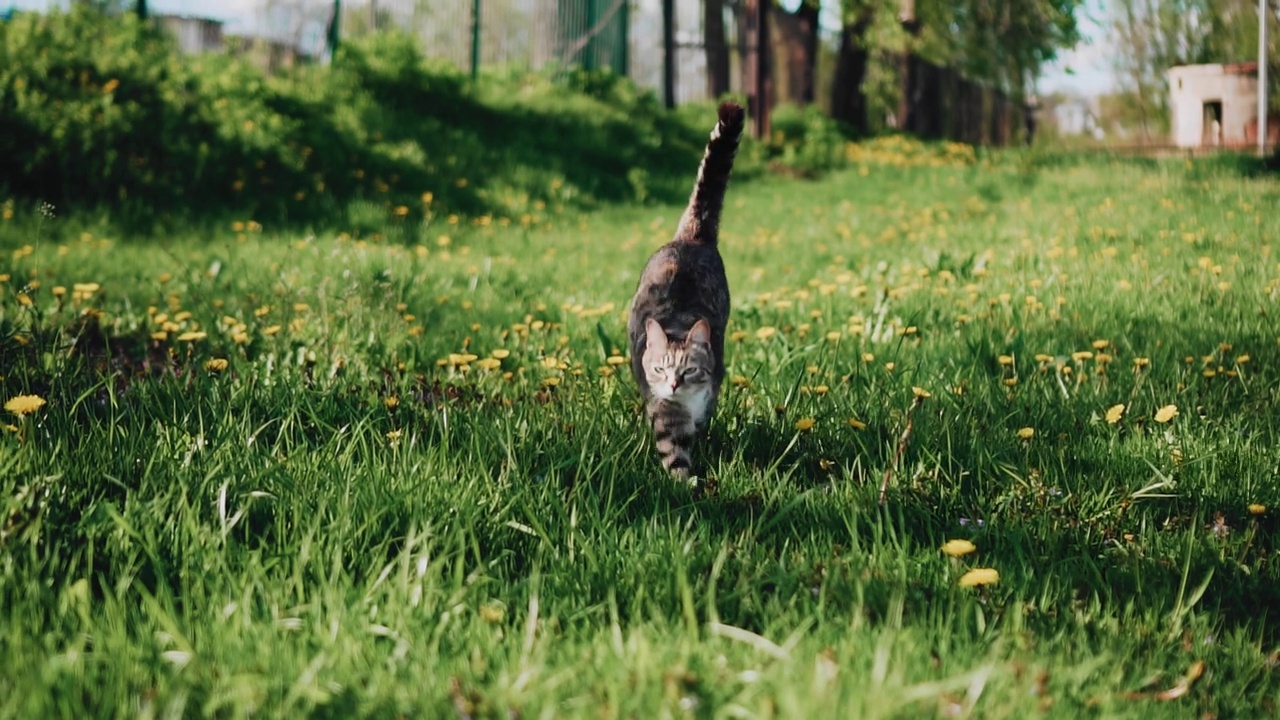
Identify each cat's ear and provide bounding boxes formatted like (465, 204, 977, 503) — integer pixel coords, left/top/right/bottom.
(645, 319, 669, 351)
(688, 319, 711, 347)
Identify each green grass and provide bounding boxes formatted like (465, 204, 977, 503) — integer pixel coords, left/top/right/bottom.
(2, 148, 1280, 718)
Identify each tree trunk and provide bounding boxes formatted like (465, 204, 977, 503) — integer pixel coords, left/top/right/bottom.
(771, 0, 817, 105)
(831, 18, 871, 134)
(705, 0, 730, 99)
(661, 0, 675, 108)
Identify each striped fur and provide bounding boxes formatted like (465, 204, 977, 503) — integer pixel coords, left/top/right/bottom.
(627, 102, 745, 481)
(672, 102, 747, 246)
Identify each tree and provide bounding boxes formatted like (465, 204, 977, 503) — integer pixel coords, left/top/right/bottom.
(772, 0, 820, 105)
(830, 0, 1084, 132)
(705, 0, 731, 98)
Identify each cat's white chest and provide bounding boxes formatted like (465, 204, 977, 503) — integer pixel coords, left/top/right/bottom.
(672, 384, 714, 427)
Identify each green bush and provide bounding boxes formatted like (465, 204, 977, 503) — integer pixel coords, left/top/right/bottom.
(0, 8, 715, 233)
(764, 103, 852, 177)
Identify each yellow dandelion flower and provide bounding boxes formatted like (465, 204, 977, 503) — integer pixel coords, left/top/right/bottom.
(731, 375, 750, 388)
(449, 353, 479, 366)
(1071, 351, 1093, 362)
(730, 330, 749, 342)
(263, 325, 282, 336)
(1247, 503, 1266, 515)
(1133, 357, 1150, 368)
(1016, 427, 1035, 439)
(491, 349, 511, 359)
(475, 358, 502, 370)
(73, 282, 100, 294)
(755, 326, 777, 340)
(151, 331, 168, 341)
(176, 331, 207, 342)
(912, 387, 931, 399)
(862, 353, 876, 362)
(1105, 404, 1125, 424)
(52, 286, 66, 298)
(204, 358, 229, 373)
(1034, 353, 1054, 363)
(1235, 354, 1251, 364)
(1002, 377, 1018, 387)
(813, 385, 829, 395)
(997, 355, 1014, 366)
(1091, 339, 1109, 350)
(795, 417, 816, 431)
(383, 396, 399, 409)
(941, 539, 976, 557)
(1154, 404, 1178, 423)
(958, 568, 1000, 588)
(5, 394, 46, 416)
(541, 377, 560, 388)
(825, 331, 842, 341)
(479, 603, 504, 623)
(605, 355, 627, 366)
(848, 418, 867, 430)
(386, 429, 402, 441)
(16, 293, 32, 307)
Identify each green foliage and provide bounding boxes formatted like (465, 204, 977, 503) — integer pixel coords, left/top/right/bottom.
(764, 103, 853, 177)
(839, 0, 1084, 99)
(0, 9, 714, 232)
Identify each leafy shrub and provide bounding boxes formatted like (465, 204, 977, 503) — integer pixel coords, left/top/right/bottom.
(764, 103, 852, 177)
(0, 9, 715, 233)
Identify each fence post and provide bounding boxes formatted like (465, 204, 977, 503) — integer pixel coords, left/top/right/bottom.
(617, 0, 629, 76)
(136, 0, 147, 20)
(471, 0, 481, 81)
(327, 0, 341, 59)
(662, 0, 675, 108)
(1260, 0, 1270, 157)
(584, 0, 599, 71)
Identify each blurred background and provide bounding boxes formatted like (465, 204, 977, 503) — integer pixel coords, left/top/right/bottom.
(1, 1, 1276, 230)
(6, 0, 1275, 146)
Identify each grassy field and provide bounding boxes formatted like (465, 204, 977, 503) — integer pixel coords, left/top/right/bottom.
(2, 144, 1280, 718)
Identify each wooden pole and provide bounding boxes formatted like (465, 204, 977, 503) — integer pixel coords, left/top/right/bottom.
(662, 0, 675, 108)
(754, 0, 770, 138)
(1260, 0, 1270, 156)
(471, 0, 482, 80)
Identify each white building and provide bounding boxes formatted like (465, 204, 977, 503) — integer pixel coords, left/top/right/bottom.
(1167, 63, 1269, 148)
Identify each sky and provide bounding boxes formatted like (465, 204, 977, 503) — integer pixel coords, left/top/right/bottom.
(1038, 0, 1116, 97)
(7, 0, 1118, 97)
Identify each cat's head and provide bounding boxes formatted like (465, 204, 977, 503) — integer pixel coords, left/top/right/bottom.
(642, 318, 714, 400)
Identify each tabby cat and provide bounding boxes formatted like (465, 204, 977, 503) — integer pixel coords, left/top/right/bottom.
(627, 101, 745, 480)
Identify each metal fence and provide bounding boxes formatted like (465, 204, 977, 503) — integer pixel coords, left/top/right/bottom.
(164, 1, 1031, 145)
(201, 0, 718, 103)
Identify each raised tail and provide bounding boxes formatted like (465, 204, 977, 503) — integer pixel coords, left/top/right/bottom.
(672, 101, 746, 246)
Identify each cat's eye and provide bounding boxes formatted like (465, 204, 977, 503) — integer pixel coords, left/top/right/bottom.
(682, 368, 701, 379)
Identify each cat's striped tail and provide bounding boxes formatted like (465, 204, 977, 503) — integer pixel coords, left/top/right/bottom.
(672, 101, 746, 246)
